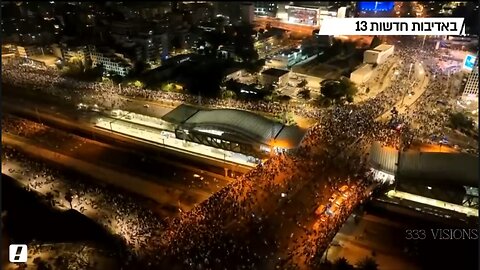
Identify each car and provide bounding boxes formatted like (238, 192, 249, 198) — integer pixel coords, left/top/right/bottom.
(144, 104, 150, 108)
(91, 104, 100, 112)
(339, 185, 349, 193)
(313, 220, 322, 231)
(327, 204, 339, 215)
(334, 197, 345, 206)
(342, 190, 351, 198)
(315, 205, 326, 216)
(328, 193, 338, 202)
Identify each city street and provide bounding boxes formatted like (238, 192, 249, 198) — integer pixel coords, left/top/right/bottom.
(1, 26, 478, 269)
(326, 214, 421, 270)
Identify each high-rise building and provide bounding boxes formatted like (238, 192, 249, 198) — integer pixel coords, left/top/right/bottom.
(240, 2, 254, 24)
(254, 2, 277, 17)
(213, 2, 242, 23)
(293, 2, 330, 8)
(462, 57, 479, 101)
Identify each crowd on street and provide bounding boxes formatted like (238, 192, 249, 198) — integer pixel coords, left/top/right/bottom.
(2, 144, 167, 268)
(2, 35, 476, 269)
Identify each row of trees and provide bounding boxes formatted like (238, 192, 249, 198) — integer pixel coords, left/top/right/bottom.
(318, 77, 358, 106)
(449, 112, 476, 138)
(449, 112, 474, 131)
(327, 256, 379, 270)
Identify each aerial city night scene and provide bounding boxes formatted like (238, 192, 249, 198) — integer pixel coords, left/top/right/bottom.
(1, 1, 479, 270)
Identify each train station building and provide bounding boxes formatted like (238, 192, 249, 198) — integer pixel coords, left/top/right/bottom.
(368, 142, 478, 219)
(162, 104, 306, 158)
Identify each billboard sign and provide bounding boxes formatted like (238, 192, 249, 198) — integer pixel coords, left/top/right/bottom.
(463, 55, 477, 71)
(358, 2, 394, 12)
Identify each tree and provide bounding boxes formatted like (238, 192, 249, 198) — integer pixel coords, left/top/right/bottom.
(263, 94, 274, 102)
(182, 61, 225, 98)
(297, 79, 308, 88)
(449, 112, 473, 131)
(316, 96, 332, 108)
(330, 39, 345, 55)
(84, 56, 93, 70)
(224, 79, 239, 92)
(133, 80, 144, 88)
(203, 31, 223, 56)
(344, 42, 356, 55)
(65, 191, 73, 209)
(278, 95, 291, 103)
(297, 89, 311, 100)
(233, 24, 258, 62)
(346, 95, 354, 103)
(132, 61, 150, 75)
(45, 192, 55, 207)
(333, 257, 354, 270)
(370, 36, 382, 49)
(222, 90, 237, 99)
(357, 256, 378, 270)
(339, 77, 358, 98)
(246, 59, 265, 74)
(321, 80, 344, 102)
(34, 258, 52, 270)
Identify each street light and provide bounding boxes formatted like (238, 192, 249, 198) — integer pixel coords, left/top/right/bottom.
(401, 63, 414, 106)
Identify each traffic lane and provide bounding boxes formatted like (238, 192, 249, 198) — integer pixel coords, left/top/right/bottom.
(119, 98, 175, 118)
(328, 214, 421, 270)
(277, 179, 365, 266)
(3, 83, 174, 120)
(3, 90, 249, 175)
(3, 133, 211, 214)
(208, 166, 341, 268)
(3, 98, 237, 177)
(273, 179, 332, 264)
(2, 118, 225, 198)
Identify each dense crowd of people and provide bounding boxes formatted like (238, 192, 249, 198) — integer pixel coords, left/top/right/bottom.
(2, 143, 167, 267)
(2, 35, 475, 269)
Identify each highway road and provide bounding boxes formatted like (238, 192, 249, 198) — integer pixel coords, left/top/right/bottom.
(2, 85, 356, 265)
(3, 132, 208, 213)
(2, 94, 250, 176)
(4, 46, 468, 269)
(2, 114, 229, 197)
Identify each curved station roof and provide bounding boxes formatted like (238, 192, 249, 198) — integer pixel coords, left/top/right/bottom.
(162, 104, 306, 148)
(369, 142, 478, 188)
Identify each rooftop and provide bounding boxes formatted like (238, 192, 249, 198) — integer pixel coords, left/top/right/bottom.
(351, 64, 373, 76)
(261, 68, 289, 78)
(398, 151, 478, 188)
(162, 104, 306, 148)
(369, 142, 478, 188)
(373, 44, 394, 52)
